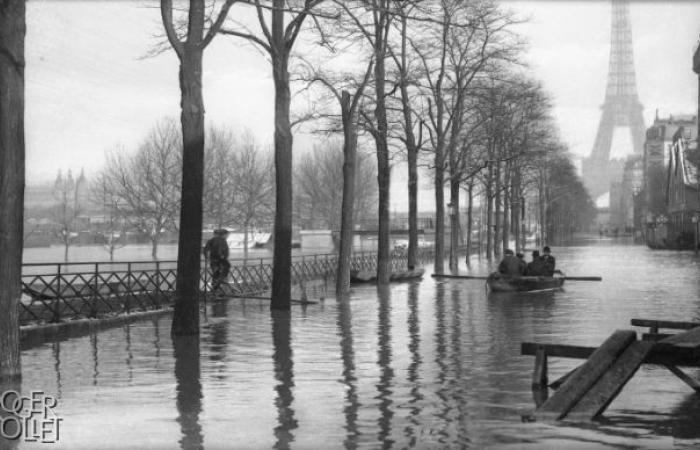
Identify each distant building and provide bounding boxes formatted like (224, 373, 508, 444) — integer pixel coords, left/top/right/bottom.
(642, 115, 698, 248)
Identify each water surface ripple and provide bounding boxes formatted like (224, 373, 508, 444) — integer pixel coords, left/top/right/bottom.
(20, 241, 700, 449)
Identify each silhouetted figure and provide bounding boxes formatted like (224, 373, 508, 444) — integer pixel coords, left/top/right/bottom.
(526, 250, 547, 276)
(498, 249, 522, 276)
(515, 252, 527, 275)
(203, 229, 230, 295)
(541, 246, 556, 276)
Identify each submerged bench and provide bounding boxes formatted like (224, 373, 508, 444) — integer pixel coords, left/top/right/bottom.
(521, 318, 700, 421)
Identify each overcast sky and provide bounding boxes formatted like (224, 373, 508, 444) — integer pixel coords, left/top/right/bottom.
(25, 1, 700, 211)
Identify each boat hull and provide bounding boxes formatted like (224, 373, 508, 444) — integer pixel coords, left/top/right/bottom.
(350, 268, 425, 283)
(486, 272, 565, 292)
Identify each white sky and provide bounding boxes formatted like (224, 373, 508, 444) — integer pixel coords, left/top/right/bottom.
(24, 1, 700, 212)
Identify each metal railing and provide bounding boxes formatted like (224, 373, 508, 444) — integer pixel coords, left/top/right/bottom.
(19, 246, 442, 325)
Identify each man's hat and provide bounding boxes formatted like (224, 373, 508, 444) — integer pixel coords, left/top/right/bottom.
(543, 246, 551, 253)
(504, 248, 514, 255)
(215, 228, 229, 235)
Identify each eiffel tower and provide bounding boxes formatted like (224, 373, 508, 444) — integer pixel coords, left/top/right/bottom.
(582, 0, 646, 200)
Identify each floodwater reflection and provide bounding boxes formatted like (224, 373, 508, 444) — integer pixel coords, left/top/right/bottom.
(16, 243, 700, 448)
(173, 336, 202, 450)
(271, 310, 296, 450)
(336, 295, 359, 449)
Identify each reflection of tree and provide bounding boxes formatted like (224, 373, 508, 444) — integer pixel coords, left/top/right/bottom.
(53, 341, 62, 400)
(406, 282, 424, 442)
(433, 284, 449, 442)
(336, 295, 359, 448)
(91, 333, 99, 386)
(376, 284, 394, 445)
(271, 310, 297, 449)
(450, 288, 469, 439)
(208, 299, 229, 383)
(173, 336, 203, 450)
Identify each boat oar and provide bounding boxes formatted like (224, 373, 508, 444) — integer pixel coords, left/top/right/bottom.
(431, 274, 488, 280)
(563, 276, 602, 281)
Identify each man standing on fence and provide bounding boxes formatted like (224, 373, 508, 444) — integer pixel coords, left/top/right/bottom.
(203, 229, 231, 295)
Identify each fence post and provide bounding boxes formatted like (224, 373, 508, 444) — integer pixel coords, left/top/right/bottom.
(125, 262, 131, 314)
(54, 264, 62, 323)
(155, 261, 161, 309)
(91, 263, 98, 318)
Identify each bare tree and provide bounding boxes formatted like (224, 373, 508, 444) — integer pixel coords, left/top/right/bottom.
(408, 0, 519, 273)
(90, 174, 126, 261)
(53, 169, 86, 262)
(332, 0, 396, 283)
(231, 131, 274, 259)
(203, 125, 238, 229)
(220, 0, 326, 310)
(98, 120, 182, 260)
(0, 0, 25, 380)
(161, 0, 235, 334)
(295, 141, 377, 230)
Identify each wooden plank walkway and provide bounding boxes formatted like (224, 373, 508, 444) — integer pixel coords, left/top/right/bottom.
(524, 318, 700, 422)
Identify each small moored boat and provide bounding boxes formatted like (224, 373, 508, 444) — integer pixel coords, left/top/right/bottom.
(486, 271, 565, 292)
(350, 267, 425, 283)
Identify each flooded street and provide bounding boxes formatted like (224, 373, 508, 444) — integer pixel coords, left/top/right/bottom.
(20, 240, 700, 449)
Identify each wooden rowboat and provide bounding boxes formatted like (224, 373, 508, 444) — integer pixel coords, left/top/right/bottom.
(350, 267, 425, 283)
(486, 271, 565, 292)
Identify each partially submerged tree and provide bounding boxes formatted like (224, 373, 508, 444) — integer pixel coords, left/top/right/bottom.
(0, 0, 25, 381)
(161, 0, 235, 334)
(220, 0, 325, 310)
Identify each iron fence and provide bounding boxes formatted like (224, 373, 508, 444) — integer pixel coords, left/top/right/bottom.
(20, 246, 442, 325)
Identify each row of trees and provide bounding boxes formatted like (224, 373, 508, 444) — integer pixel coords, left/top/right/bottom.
(48, 120, 378, 262)
(0, 0, 596, 367)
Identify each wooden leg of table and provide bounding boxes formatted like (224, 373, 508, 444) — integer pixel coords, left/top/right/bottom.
(532, 346, 548, 389)
(664, 364, 700, 393)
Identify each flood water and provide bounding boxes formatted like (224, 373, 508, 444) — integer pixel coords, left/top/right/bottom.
(18, 239, 700, 449)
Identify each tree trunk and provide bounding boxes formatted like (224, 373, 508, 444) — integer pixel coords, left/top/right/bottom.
(494, 160, 502, 257)
(398, 15, 419, 270)
(336, 91, 357, 296)
(243, 223, 249, 261)
(0, 0, 25, 381)
(434, 143, 445, 273)
(485, 162, 493, 260)
(373, 17, 391, 285)
(466, 181, 473, 267)
(63, 242, 69, 262)
(151, 233, 159, 260)
(502, 163, 510, 252)
(172, 38, 205, 336)
(449, 178, 459, 271)
(270, 5, 293, 309)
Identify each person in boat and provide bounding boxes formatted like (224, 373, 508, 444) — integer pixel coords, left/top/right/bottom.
(203, 228, 231, 295)
(541, 246, 556, 276)
(498, 249, 523, 277)
(525, 250, 547, 276)
(516, 252, 527, 275)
